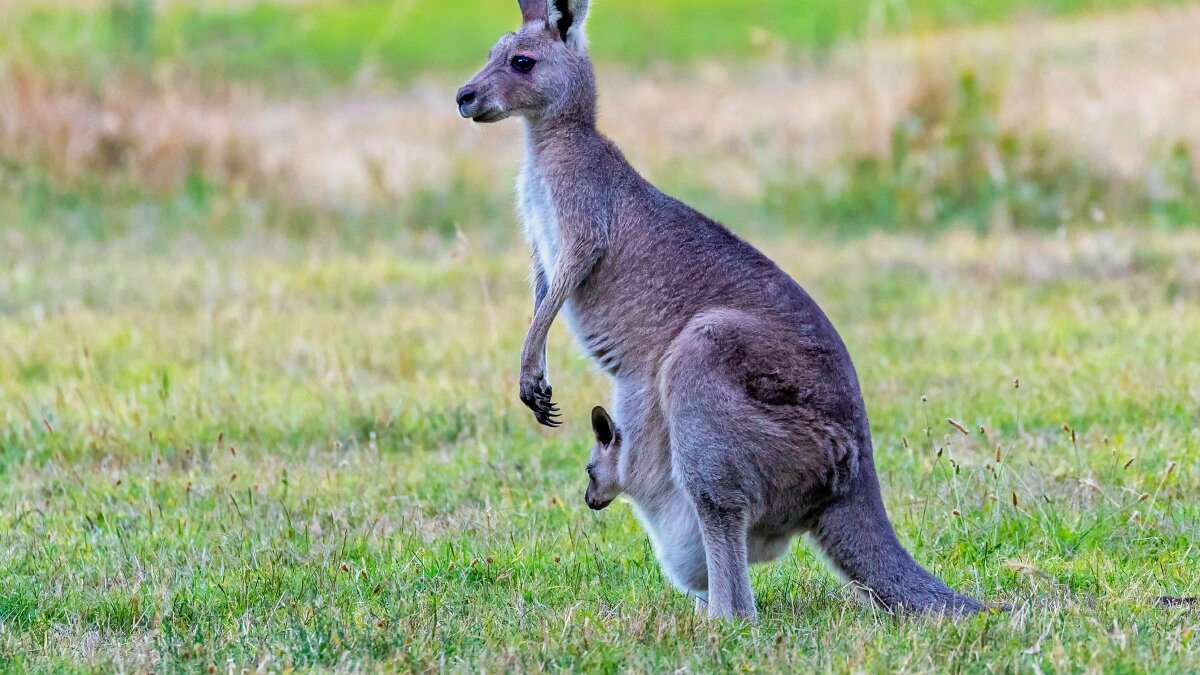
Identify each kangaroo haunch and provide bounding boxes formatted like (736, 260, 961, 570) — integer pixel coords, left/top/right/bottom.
(457, 0, 982, 620)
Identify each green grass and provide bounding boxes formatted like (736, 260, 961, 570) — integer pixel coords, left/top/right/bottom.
(1, 177, 1198, 671)
(1, 0, 1192, 88)
(2, 1, 1198, 669)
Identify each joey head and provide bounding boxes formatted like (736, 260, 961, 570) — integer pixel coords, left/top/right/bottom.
(584, 406, 621, 511)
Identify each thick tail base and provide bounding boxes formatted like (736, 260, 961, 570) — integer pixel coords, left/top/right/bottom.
(811, 466, 981, 616)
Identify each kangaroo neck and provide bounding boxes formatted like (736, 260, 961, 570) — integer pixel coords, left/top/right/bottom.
(522, 113, 599, 161)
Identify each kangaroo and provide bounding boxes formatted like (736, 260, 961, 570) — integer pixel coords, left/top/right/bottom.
(457, 0, 982, 620)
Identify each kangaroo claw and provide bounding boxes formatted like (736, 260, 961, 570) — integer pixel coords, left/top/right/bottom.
(520, 374, 560, 427)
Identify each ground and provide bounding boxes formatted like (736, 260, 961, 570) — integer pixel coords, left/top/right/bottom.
(1, 0, 1199, 672)
(3, 227, 1198, 671)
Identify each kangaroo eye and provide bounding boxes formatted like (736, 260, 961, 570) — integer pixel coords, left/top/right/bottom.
(511, 55, 536, 73)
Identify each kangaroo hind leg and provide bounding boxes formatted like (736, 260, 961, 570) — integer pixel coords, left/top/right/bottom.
(693, 497, 756, 621)
(663, 331, 763, 621)
(671, 418, 756, 620)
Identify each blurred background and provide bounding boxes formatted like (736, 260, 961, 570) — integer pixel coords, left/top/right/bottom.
(2, 0, 1198, 242)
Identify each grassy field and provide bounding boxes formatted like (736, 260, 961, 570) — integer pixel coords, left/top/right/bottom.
(3, 193, 1200, 671)
(2, 0, 1200, 672)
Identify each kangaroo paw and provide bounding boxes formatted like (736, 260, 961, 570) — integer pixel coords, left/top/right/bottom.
(519, 373, 560, 427)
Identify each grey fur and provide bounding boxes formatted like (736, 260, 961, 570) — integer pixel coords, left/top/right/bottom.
(458, 0, 981, 620)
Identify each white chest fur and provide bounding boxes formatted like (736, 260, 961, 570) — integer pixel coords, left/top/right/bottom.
(516, 159, 562, 282)
(516, 150, 589, 358)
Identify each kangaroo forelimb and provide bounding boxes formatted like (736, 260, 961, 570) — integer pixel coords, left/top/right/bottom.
(518, 239, 602, 426)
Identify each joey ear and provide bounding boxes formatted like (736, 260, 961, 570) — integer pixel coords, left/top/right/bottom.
(590, 406, 614, 445)
(518, 0, 548, 25)
(549, 0, 589, 50)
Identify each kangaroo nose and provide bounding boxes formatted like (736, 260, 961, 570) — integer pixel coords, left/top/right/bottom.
(456, 87, 476, 107)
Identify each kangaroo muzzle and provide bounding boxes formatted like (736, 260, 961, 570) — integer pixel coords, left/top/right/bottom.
(585, 484, 613, 511)
(455, 84, 505, 123)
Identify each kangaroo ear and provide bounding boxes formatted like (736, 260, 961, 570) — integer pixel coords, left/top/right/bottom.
(549, 0, 589, 50)
(590, 406, 615, 445)
(518, 0, 548, 25)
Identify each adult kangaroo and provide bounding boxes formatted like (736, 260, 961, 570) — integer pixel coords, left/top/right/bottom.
(456, 0, 981, 620)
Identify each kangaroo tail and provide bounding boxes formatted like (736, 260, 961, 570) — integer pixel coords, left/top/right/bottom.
(810, 460, 981, 615)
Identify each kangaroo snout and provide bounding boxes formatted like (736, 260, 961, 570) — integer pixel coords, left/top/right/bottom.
(456, 83, 505, 123)
(585, 489, 613, 511)
(455, 85, 478, 118)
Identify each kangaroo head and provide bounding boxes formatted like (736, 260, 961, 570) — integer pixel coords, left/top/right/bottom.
(456, 0, 594, 124)
(585, 405, 621, 510)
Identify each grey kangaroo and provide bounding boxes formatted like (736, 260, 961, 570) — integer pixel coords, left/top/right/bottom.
(457, 0, 981, 620)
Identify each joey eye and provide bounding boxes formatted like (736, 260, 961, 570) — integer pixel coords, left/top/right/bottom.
(511, 55, 536, 73)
